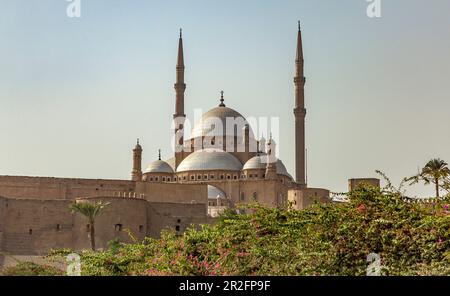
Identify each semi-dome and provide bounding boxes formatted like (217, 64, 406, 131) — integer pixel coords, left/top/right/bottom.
(243, 155, 293, 179)
(145, 160, 174, 174)
(190, 106, 255, 139)
(176, 149, 243, 172)
(207, 185, 227, 200)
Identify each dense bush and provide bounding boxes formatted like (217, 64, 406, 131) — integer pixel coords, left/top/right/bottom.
(1, 262, 63, 276)
(3, 183, 450, 276)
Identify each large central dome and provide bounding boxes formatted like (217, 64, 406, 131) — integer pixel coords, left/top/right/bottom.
(176, 148, 243, 172)
(190, 106, 255, 139)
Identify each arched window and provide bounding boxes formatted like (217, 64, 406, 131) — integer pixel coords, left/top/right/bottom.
(252, 192, 258, 201)
(240, 192, 245, 201)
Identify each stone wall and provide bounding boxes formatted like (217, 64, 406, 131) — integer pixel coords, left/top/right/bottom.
(136, 182, 207, 204)
(288, 188, 330, 210)
(1, 198, 73, 255)
(348, 178, 380, 191)
(146, 202, 206, 238)
(0, 194, 208, 255)
(0, 176, 135, 200)
(0, 196, 6, 252)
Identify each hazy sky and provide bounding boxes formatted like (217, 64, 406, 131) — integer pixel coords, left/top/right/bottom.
(0, 0, 449, 197)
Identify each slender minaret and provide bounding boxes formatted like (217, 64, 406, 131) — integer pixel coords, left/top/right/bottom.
(265, 134, 278, 180)
(294, 21, 306, 187)
(131, 139, 143, 181)
(174, 29, 186, 169)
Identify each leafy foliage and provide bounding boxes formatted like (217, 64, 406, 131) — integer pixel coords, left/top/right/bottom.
(70, 201, 110, 224)
(405, 158, 450, 198)
(1, 262, 63, 276)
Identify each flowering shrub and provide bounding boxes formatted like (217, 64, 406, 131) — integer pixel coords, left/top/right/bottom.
(4, 184, 450, 276)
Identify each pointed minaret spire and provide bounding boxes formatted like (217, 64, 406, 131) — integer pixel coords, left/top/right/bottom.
(294, 21, 307, 187)
(173, 29, 187, 170)
(219, 90, 226, 107)
(175, 28, 186, 115)
(177, 28, 184, 69)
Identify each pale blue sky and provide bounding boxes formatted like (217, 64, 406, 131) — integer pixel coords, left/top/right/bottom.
(0, 0, 449, 197)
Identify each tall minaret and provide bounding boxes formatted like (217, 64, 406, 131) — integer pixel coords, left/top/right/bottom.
(294, 21, 306, 187)
(174, 29, 186, 169)
(131, 139, 143, 181)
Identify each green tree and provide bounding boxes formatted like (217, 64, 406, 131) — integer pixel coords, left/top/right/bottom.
(406, 158, 450, 198)
(70, 201, 110, 251)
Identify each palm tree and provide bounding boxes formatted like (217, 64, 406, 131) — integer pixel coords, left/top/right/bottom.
(406, 158, 450, 198)
(70, 201, 110, 251)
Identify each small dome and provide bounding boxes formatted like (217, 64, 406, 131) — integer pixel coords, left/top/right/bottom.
(190, 106, 255, 139)
(165, 157, 176, 171)
(177, 149, 243, 172)
(145, 160, 174, 174)
(207, 185, 227, 200)
(243, 155, 293, 179)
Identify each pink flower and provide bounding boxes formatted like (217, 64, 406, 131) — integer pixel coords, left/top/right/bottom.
(443, 204, 449, 211)
(357, 204, 366, 213)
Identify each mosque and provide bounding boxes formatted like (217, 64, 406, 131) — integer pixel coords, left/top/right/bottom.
(136, 23, 330, 214)
(0, 24, 331, 256)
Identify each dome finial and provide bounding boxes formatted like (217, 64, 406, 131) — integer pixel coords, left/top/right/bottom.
(137, 138, 140, 145)
(219, 90, 226, 107)
(158, 149, 161, 161)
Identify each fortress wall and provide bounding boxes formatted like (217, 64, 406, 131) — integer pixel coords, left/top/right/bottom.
(136, 182, 207, 204)
(0, 197, 6, 252)
(2, 198, 73, 255)
(72, 197, 148, 251)
(0, 176, 135, 200)
(146, 202, 207, 238)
